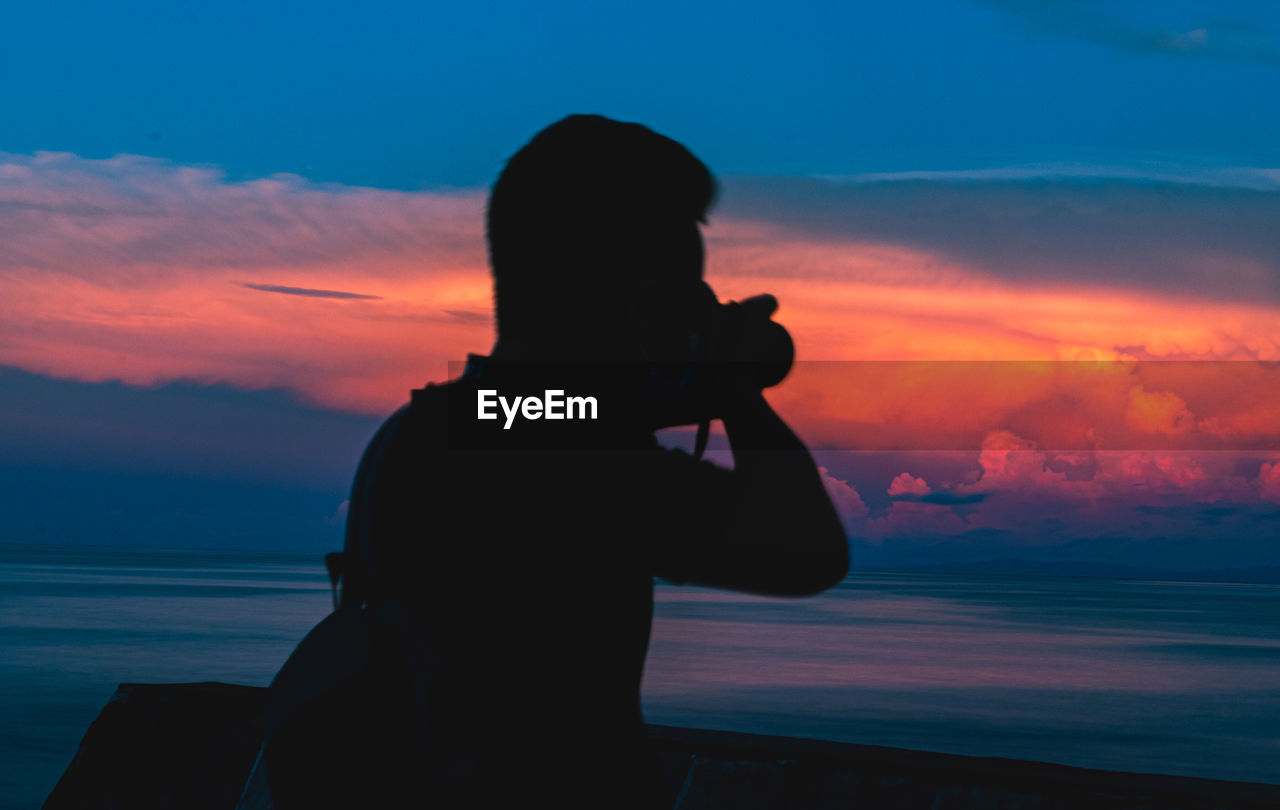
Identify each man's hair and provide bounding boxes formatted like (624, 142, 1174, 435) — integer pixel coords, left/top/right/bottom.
(486, 114, 717, 343)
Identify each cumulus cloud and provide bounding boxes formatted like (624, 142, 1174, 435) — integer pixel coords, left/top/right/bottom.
(863, 500, 971, 542)
(830, 420, 1275, 546)
(1257, 461, 1280, 501)
(818, 466, 870, 528)
(888, 472, 931, 497)
(774, 361, 1280, 453)
(1125, 385, 1195, 435)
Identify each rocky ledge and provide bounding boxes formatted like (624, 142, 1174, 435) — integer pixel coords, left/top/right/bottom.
(43, 682, 1280, 809)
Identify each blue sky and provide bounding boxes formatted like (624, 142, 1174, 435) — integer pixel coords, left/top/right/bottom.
(5, 0, 1279, 188)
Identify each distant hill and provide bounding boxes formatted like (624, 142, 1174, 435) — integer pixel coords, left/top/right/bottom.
(861, 558, 1280, 585)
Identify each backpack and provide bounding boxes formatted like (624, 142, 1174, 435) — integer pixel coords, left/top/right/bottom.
(242, 400, 458, 809)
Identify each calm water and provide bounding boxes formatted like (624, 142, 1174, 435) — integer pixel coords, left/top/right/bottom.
(2, 546, 1279, 808)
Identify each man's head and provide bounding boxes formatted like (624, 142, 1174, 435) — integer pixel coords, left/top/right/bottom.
(486, 115, 717, 353)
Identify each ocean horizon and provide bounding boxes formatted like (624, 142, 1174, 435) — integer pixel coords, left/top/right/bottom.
(3, 543, 1279, 809)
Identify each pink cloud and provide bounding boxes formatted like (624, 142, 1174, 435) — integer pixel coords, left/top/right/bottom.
(0, 151, 492, 414)
(887, 472, 930, 497)
(863, 501, 970, 542)
(6, 152, 1280, 556)
(4, 149, 1280, 433)
(818, 466, 869, 528)
(966, 431, 1075, 492)
(1258, 461, 1280, 502)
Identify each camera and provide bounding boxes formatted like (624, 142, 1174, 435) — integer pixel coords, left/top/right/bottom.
(701, 291, 794, 389)
(633, 281, 795, 431)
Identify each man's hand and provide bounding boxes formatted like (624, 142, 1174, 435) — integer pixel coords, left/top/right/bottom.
(701, 292, 793, 413)
(681, 296, 849, 597)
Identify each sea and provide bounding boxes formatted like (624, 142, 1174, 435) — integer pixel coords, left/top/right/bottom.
(2, 544, 1279, 809)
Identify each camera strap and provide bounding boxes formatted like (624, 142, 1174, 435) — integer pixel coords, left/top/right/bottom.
(693, 418, 710, 460)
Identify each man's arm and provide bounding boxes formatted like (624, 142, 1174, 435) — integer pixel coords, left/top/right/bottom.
(689, 384, 849, 596)
(647, 379, 849, 597)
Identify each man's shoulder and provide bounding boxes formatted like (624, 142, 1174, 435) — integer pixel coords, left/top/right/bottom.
(408, 378, 467, 412)
(404, 377, 481, 439)
(355, 379, 468, 468)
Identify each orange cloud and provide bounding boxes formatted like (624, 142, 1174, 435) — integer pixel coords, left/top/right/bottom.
(10, 151, 1280, 554)
(0, 152, 492, 414)
(1125, 384, 1195, 435)
(4, 150, 1280, 448)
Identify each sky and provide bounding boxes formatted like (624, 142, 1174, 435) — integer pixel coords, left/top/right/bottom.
(3, 0, 1280, 574)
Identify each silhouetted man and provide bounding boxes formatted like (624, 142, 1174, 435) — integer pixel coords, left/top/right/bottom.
(260, 114, 848, 809)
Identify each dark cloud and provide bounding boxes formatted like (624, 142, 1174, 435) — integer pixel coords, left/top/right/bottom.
(917, 490, 989, 506)
(0, 367, 387, 551)
(443, 309, 492, 324)
(978, 1, 1280, 65)
(0, 464, 347, 552)
(719, 175, 1280, 303)
(853, 509, 1280, 573)
(0, 366, 380, 488)
(241, 283, 382, 300)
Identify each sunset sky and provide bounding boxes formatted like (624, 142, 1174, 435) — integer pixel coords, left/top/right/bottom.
(3, 0, 1279, 574)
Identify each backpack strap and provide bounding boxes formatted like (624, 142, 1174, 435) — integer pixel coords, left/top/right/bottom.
(335, 403, 412, 609)
(323, 552, 346, 612)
